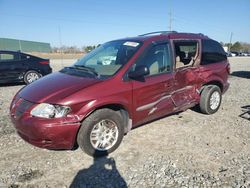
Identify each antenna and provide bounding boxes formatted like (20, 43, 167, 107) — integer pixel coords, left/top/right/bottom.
(229, 32, 233, 52)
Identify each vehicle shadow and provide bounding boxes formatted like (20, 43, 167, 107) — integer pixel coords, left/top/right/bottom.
(69, 151, 127, 188)
(239, 105, 250, 120)
(0, 82, 24, 87)
(231, 71, 250, 79)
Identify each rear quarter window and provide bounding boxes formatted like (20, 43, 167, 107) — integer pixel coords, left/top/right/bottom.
(0, 53, 15, 61)
(0, 53, 21, 62)
(201, 40, 227, 65)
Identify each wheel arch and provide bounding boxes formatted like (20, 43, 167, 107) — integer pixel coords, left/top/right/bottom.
(25, 69, 42, 74)
(23, 69, 43, 79)
(73, 103, 131, 149)
(85, 103, 131, 132)
(200, 79, 224, 93)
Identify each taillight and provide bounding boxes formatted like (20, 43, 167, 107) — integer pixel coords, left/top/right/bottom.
(39, 61, 49, 65)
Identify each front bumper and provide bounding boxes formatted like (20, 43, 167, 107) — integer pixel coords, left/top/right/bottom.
(11, 116, 80, 149)
(10, 98, 81, 150)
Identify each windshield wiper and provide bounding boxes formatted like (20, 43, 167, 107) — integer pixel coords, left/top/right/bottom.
(66, 65, 99, 77)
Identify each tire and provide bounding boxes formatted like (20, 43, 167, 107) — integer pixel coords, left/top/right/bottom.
(24, 70, 41, 84)
(199, 85, 222, 114)
(77, 108, 124, 157)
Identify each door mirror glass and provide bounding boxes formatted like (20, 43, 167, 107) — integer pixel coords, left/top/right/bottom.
(128, 65, 149, 79)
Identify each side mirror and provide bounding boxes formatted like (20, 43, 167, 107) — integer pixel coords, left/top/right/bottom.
(128, 65, 149, 79)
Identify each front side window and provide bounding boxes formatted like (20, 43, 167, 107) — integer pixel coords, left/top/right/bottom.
(201, 39, 227, 65)
(61, 40, 141, 79)
(133, 43, 171, 76)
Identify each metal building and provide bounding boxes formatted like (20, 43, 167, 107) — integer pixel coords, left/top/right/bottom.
(0, 38, 51, 53)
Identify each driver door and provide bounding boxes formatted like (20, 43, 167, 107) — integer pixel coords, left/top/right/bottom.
(129, 42, 175, 126)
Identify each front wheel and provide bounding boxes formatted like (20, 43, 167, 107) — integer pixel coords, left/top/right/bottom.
(24, 70, 41, 84)
(77, 109, 124, 157)
(199, 85, 222, 114)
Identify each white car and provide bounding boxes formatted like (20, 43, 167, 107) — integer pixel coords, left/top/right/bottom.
(230, 52, 236, 57)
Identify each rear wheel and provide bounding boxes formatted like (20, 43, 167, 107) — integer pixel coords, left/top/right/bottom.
(199, 85, 222, 114)
(77, 108, 124, 157)
(24, 70, 41, 84)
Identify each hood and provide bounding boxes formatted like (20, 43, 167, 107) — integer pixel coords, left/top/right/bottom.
(19, 72, 101, 103)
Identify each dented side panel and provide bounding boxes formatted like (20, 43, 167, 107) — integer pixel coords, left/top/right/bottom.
(172, 67, 202, 108)
(132, 73, 175, 126)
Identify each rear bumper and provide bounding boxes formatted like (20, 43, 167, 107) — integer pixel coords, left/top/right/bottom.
(11, 115, 80, 150)
(40, 67, 52, 76)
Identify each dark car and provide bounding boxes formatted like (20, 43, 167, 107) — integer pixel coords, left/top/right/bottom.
(0, 50, 52, 84)
(10, 31, 230, 157)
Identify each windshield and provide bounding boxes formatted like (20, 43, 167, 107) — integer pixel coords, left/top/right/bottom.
(62, 40, 142, 79)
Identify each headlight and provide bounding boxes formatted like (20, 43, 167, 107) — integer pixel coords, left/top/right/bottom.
(30, 103, 71, 118)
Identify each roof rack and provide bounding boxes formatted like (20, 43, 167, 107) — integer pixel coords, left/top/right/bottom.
(139, 31, 177, 36)
(197, 33, 207, 37)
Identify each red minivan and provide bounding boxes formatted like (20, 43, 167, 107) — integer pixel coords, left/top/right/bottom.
(10, 31, 230, 157)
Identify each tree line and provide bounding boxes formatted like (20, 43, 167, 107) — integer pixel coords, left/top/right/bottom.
(52, 44, 101, 54)
(221, 42, 250, 52)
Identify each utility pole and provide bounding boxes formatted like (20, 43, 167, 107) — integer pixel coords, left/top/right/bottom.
(58, 25, 64, 68)
(168, 0, 173, 31)
(18, 40, 22, 52)
(169, 10, 172, 31)
(229, 32, 233, 52)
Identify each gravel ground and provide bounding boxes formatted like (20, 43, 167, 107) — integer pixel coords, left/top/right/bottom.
(0, 57, 249, 188)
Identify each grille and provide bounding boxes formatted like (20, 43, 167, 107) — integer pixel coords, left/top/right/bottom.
(15, 98, 34, 118)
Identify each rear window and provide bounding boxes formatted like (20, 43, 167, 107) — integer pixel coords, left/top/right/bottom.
(201, 40, 227, 65)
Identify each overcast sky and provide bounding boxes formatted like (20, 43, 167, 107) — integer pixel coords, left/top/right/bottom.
(1, 0, 249, 47)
